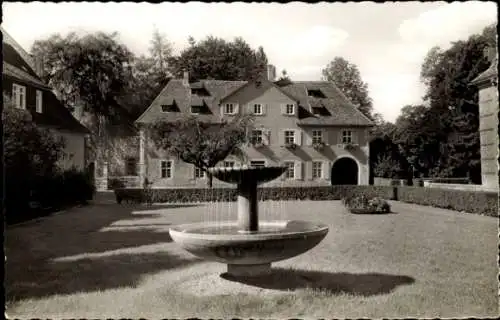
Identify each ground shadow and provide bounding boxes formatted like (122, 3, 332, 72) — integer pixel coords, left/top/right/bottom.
(220, 268, 415, 296)
(5, 199, 206, 302)
(350, 211, 399, 215)
(6, 251, 203, 301)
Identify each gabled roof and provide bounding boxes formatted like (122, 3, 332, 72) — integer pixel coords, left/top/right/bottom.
(136, 76, 373, 127)
(280, 81, 374, 126)
(470, 57, 498, 86)
(136, 79, 246, 124)
(219, 76, 300, 104)
(2, 27, 90, 134)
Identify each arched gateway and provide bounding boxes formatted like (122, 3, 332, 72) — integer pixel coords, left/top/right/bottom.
(331, 157, 358, 185)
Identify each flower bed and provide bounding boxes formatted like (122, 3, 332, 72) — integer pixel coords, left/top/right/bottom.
(343, 195, 392, 214)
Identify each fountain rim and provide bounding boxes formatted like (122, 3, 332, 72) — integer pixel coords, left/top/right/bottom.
(206, 165, 288, 173)
(169, 220, 329, 241)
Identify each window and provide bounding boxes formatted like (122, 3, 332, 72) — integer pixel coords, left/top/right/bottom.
(194, 166, 205, 179)
(191, 106, 201, 114)
(250, 160, 265, 168)
(284, 161, 295, 179)
(307, 89, 325, 98)
(160, 160, 172, 178)
(223, 161, 235, 168)
(253, 104, 263, 115)
(161, 104, 177, 112)
(284, 130, 295, 144)
(342, 130, 352, 144)
(12, 84, 26, 109)
(36, 90, 43, 113)
(125, 158, 137, 176)
(251, 129, 263, 144)
(312, 130, 323, 144)
(312, 161, 323, 179)
(285, 104, 295, 115)
(224, 103, 235, 114)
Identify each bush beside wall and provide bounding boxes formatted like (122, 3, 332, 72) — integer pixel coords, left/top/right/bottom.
(398, 186, 498, 217)
(115, 185, 395, 204)
(114, 185, 497, 217)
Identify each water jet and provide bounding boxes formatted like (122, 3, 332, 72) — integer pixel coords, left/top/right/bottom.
(169, 165, 329, 277)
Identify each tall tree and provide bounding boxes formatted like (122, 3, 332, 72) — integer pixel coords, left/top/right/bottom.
(169, 36, 269, 81)
(148, 27, 174, 78)
(417, 23, 495, 182)
(321, 57, 374, 120)
(31, 31, 134, 167)
(149, 114, 254, 187)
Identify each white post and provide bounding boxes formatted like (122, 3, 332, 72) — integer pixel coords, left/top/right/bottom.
(102, 161, 109, 190)
(139, 128, 146, 185)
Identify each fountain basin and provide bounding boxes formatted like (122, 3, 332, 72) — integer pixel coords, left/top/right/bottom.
(169, 220, 329, 275)
(207, 166, 287, 185)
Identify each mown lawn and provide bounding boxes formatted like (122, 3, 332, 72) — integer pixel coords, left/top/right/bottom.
(5, 194, 498, 318)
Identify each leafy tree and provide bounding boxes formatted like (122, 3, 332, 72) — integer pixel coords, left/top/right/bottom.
(373, 154, 403, 179)
(149, 114, 254, 187)
(321, 57, 374, 119)
(169, 36, 268, 81)
(416, 23, 495, 182)
(31, 31, 135, 167)
(119, 29, 174, 119)
(3, 94, 65, 213)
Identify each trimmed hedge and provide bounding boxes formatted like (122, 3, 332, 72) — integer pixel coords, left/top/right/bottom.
(114, 185, 498, 217)
(114, 185, 396, 204)
(398, 186, 498, 217)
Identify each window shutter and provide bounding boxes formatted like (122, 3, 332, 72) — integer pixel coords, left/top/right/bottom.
(292, 104, 297, 115)
(307, 161, 313, 181)
(280, 103, 286, 114)
(262, 103, 267, 115)
(234, 103, 239, 114)
(220, 104, 224, 117)
(306, 130, 313, 146)
(322, 161, 330, 180)
(294, 161, 303, 180)
(171, 159, 175, 179)
(279, 129, 285, 145)
(264, 129, 271, 145)
(352, 130, 357, 144)
(322, 129, 328, 145)
(295, 129, 302, 146)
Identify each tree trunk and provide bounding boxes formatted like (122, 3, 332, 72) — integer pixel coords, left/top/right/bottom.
(207, 172, 213, 188)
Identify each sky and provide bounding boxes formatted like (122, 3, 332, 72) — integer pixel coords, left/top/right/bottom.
(2, 1, 497, 122)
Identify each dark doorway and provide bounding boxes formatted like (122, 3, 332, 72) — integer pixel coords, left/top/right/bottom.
(331, 157, 358, 185)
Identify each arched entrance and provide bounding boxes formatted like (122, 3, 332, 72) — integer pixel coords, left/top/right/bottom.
(331, 157, 358, 185)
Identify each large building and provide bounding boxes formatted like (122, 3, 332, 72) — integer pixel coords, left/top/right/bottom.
(2, 27, 90, 170)
(470, 47, 499, 191)
(135, 66, 374, 188)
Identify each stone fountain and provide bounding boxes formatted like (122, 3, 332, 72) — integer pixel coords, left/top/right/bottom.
(169, 165, 329, 277)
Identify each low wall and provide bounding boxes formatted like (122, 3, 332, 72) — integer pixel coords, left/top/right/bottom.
(424, 182, 483, 191)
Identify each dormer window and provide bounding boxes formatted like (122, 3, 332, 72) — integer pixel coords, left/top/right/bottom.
(191, 105, 202, 114)
(36, 90, 43, 113)
(161, 104, 177, 112)
(191, 87, 210, 96)
(307, 89, 325, 98)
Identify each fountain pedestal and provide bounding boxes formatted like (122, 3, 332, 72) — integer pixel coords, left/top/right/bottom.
(228, 263, 271, 276)
(237, 181, 258, 233)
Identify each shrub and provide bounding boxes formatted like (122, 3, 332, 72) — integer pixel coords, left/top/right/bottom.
(398, 186, 497, 217)
(343, 195, 391, 214)
(114, 185, 395, 204)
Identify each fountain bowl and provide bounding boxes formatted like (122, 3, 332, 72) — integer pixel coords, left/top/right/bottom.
(207, 165, 287, 185)
(169, 220, 329, 276)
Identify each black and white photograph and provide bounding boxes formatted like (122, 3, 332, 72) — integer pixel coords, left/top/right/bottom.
(3, 1, 498, 318)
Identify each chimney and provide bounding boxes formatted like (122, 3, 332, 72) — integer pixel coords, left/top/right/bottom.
(266, 64, 276, 82)
(182, 70, 189, 86)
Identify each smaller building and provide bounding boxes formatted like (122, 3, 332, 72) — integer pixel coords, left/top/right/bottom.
(2, 27, 90, 170)
(470, 46, 499, 191)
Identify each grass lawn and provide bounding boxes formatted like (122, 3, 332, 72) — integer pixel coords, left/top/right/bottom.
(5, 193, 498, 318)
